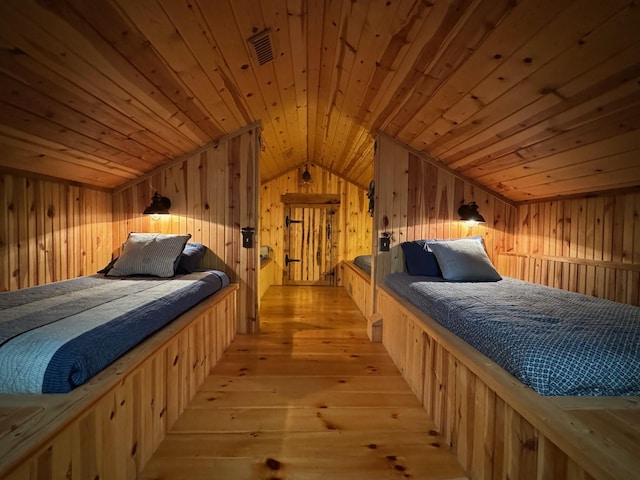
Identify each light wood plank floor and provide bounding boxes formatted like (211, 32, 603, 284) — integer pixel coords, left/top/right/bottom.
(140, 286, 468, 480)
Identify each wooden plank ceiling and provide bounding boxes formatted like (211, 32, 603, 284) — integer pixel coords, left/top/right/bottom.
(0, 0, 638, 202)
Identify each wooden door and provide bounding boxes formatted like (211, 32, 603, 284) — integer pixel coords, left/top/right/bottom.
(284, 206, 335, 285)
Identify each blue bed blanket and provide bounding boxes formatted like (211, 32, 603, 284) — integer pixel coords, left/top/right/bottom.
(0, 271, 229, 393)
(353, 255, 372, 276)
(384, 273, 640, 396)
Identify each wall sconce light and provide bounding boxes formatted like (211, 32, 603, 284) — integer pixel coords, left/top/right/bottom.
(458, 201, 485, 227)
(143, 192, 171, 219)
(379, 232, 392, 252)
(241, 226, 255, 248)
(301, 164, 312, 184)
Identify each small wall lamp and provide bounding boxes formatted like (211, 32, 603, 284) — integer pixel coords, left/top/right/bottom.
(241, 226, 255, 248)
(379, 231, 392, 252)
(458, 201, 485, 227)
(143, 192, 171, 217)
(379, 215, 391, 252)
(301, 164, 312, 184)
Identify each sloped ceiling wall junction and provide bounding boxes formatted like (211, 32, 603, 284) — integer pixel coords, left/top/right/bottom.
(0, 0, 638, 202)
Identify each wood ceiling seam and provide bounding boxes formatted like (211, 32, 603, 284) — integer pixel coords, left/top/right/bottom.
(227, 0, 299, 164)
(0, 73, 173, 166)
(377, 131, 516, 208)
(322, 0, 373, 175)
(446, 70, 640, 174)
(394, 0, 517, 141)
(425, 0, 636, 160)
(258, 0, 307, 166)
(113, 121, 261, 194)
(405, 0, 576, 148)
(0, 43, 194, 161)
(106, 0, 233, 137)
(155, 0, 251, 131)
(477, 129, 640, 185)
(195, 0, 289, 175)
(324, 0, 404, 181)
(3, 0, 211, 149)
(368, 0, 472, 135)
(0, 128, 143, 180)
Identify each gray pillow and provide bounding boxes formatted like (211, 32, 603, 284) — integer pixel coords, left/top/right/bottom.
(107, 233, 191, 278)
(427, 237, 501, 282)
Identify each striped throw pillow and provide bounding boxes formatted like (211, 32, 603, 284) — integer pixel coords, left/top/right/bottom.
(107, 233, 191, 278)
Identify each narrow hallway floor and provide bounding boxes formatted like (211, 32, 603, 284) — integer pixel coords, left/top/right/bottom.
(140, 286, 468, 480)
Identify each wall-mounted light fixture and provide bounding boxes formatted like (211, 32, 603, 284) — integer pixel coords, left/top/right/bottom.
(301, 164, 312, 184)
(458, 201, 485, 227)
(241, 226, 255, 248)
(379, 215, 391, 251)
(143, 192, 171, 219)
(379, 231, 392, 252)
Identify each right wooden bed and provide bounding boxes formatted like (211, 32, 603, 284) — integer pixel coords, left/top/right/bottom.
(376, 237, 640, 480)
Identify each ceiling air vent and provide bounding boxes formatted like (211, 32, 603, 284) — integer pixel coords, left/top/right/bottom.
(248, 29, 274, 66)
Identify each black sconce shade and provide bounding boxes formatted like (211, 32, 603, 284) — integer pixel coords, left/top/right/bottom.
(458, 201, 485, 225)
(241, 226, 255, 248)
(301, 164, 312, 184)
(380, 231, 392, 252)
(143, 192, 171, 215)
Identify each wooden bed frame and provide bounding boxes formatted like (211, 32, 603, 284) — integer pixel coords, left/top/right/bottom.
(377, 284, 640, 480)
(0, 283, 238, 480)
(340, 260, 372, 318)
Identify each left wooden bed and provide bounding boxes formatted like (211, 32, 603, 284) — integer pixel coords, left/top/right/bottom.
(0, 281, 238, 479)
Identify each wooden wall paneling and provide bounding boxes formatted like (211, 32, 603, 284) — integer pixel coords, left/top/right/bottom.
(2, 175, 13, 291)
(375, 133, 517, 273)
(259, 163, 371, 288)
(502, 190, 640, 306)
(373, 135, 409, 287)
(0, 171, 112, 292)
(113, 126, 259, 333)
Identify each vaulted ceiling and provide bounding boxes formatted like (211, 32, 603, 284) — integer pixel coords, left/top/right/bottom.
(0, 0, 638, 202)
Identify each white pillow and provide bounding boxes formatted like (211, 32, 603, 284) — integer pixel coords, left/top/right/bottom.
(107, 233, 191, 278)
(427, 237, 501, 282)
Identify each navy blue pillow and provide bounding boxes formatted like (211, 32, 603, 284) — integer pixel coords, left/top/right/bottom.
(400, 240, 442, 276)
(176, 242, 206, 274)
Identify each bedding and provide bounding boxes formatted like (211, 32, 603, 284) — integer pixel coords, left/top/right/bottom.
(426, 237, 501, 281)
(107, 232, 191, 278)
(353, 255, 372, 276)
(0, 270, 229, 393)
(400, 241, 441, 276)
(384, 273, 640, 396)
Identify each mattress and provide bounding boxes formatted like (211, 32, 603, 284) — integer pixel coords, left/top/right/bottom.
(353, 255, 372, 276)
(384, 273, 640, 396)
(0, 270, 229, 393)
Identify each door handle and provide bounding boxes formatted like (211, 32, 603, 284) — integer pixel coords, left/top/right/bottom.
(285, 215, 302, 228)
(285, 254, 301, 266)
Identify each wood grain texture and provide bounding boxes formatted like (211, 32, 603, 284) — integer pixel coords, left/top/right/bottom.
(378, 285, 640, 480)
(140, 285, 467, 480)
(499, 191, 640, 305)
(260, 164, 372, 287)
(0, 285, 238, 480)
(112, 127, 260, 333)
(339, 260, 372, 318)
(374, 133, 517, 288)
(0, 0, 638, 202)
(0, 171, 112, 292)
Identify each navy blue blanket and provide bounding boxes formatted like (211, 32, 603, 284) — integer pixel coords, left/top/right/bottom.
(384, 273, 640, 396)
(353, 255, 372, 276)
(0, 271, 229, 393)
